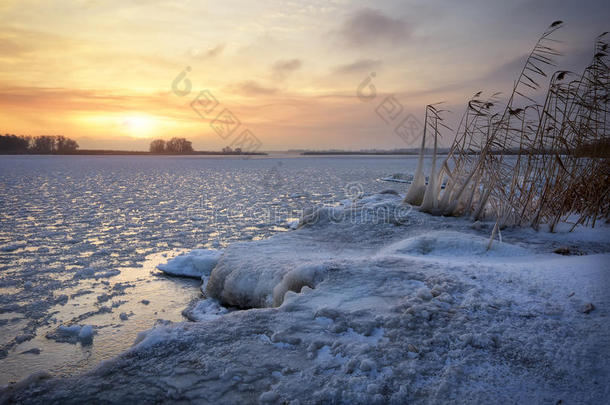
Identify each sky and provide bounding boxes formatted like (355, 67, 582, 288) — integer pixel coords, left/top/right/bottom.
(0, 0, 608, 151)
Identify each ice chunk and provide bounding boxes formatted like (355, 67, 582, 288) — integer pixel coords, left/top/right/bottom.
(46, 325, 95, 345)
(157, 249, 222, 278)
(78, 325, 94, 345)
(273, 264, 329, 306)
(182, 299, 228, 322)
(206, 234, 331, 308)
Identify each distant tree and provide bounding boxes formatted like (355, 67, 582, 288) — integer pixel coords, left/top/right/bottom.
(166, 137, 193, 153)
(1, 134, 78, 154)
(62, 138, 79, 153)
(54, 135, 67, 152)
(149, 139, 166, 153)
(0, 134, 30, 153)
(55, 135, 78, 153)
(222, 146, 233, 153)
(55, 135, 66, 152)
(31, 135, 55, 154)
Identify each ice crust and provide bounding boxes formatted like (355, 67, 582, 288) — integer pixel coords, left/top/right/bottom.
(0, 155, 407, 369)
(3, 192, 610, 404)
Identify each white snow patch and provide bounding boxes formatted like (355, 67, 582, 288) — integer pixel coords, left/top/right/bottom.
(381, 230, 529, 258)
(184, 299, 228, 322)
(157, 249, 222, 278)
(131, 322, 185, 350)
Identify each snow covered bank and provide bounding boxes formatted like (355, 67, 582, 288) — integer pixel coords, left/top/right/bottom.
(206, 193, 412, 309)
(3, 193, 609, 404)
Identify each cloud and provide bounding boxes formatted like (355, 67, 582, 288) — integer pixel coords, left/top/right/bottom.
(0, 37, 26, 56)
(0, 85, 195, 121)
(271, 58, 302, 80)
(338, 8, 411, 47)
(233, 80, 278, 96)
(0, 26, 77, 59)
(334, 59, 381, 75)
(482, 45, 593, 89)
(483, 54, 528, 83)
(189, 44, 225, 60)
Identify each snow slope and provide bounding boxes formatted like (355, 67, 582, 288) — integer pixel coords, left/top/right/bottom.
(3, 193, 609, 404)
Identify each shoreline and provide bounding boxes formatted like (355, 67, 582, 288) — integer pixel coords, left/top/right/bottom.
(0, 150, 268, 156)
(3, 191, 609, 404)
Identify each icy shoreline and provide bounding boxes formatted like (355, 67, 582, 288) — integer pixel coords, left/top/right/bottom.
(3, 193, 610, 404)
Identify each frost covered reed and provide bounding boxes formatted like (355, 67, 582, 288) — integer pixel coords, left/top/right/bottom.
(405, 22, 609, 232)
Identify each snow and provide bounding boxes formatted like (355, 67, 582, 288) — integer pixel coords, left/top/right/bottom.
(273, 264, 330, 306)
(157, 249, 222, 278)
(379, 230, 530, 258)
(0, 154, 610, 404)
(182, 299, 228, 322)
(2, 185, 609, 403)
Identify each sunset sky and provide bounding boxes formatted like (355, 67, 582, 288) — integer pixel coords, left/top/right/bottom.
(0, 0, 607, 150)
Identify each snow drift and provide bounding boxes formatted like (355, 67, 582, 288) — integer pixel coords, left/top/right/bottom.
(380, 230, 529, 258)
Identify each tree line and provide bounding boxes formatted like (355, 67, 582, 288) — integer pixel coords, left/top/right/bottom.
(0, 134, 79, 154)
(149, 137, 194, 153)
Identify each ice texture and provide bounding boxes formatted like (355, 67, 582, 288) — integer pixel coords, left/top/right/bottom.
(182, 299, 228, 322)
(0, 155, 408, 383)
(4, 192, 609, 404)
(157, 249, 222, 278)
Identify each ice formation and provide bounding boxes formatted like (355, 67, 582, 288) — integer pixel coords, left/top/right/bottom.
(157, 249, 222, 278)
(45, 325, 95, 345)
(4, 192, 608, 404)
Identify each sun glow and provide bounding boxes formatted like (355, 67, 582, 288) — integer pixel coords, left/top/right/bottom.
(122, 115, 156, 138)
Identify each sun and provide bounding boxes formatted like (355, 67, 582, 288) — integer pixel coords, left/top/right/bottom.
(122, 115, 156, 138)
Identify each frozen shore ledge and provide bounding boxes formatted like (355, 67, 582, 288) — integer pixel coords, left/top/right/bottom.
(2, 192, 609, 404)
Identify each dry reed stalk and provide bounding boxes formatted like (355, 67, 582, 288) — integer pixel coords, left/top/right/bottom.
(404, 23, 609, 233)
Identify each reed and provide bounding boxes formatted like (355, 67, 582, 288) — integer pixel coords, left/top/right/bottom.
(405, 22, 609, 235)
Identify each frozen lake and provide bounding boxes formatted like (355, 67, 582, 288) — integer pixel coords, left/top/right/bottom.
(0, 154, 418, 384)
